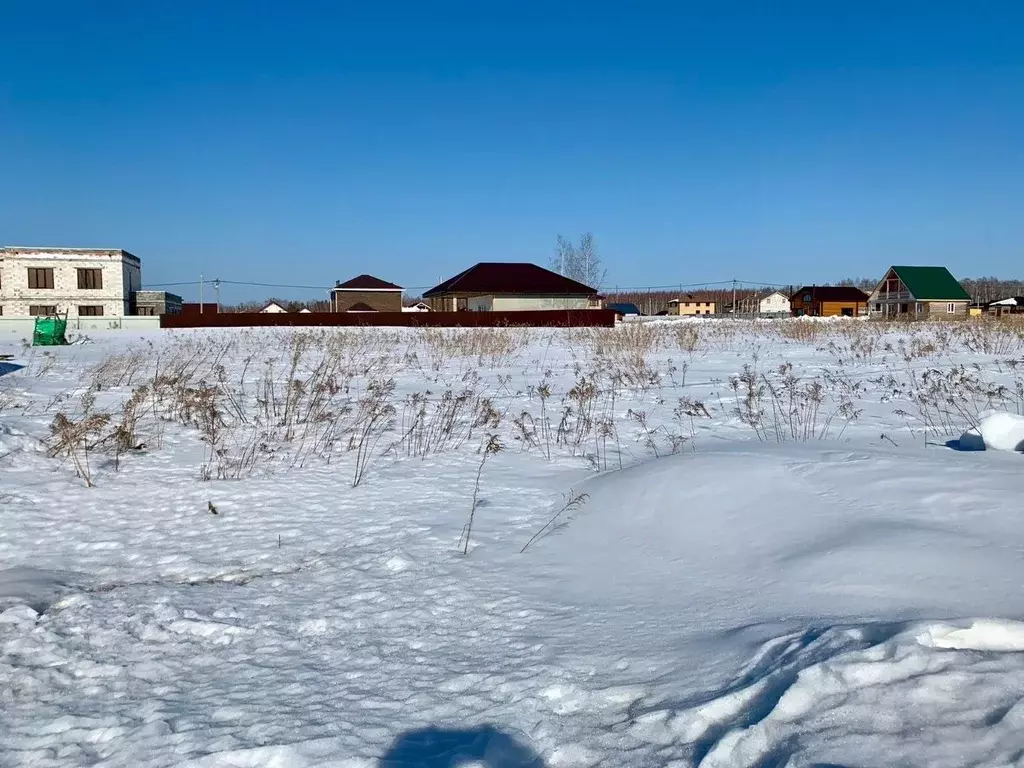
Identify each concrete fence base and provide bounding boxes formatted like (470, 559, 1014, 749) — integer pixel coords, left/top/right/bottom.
(0, 316, 163, 337)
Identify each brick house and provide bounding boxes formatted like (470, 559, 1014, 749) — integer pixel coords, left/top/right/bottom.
(790, 286, 869, 317)
(868, 266, 971, 319)
(423, 263, 601, 312)
(0, 246, 142, 318)
(134, 290, 183, 316)
(330, 275, 403, 312)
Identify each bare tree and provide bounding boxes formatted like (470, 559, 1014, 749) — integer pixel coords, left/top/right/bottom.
(551, 232, 606, 289)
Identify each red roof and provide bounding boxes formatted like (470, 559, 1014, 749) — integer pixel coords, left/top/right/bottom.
(334, 274, 402, 290)
(792, 286, 869, 303)
(423, 263, 598, 297)
(346, 302, 378, 312)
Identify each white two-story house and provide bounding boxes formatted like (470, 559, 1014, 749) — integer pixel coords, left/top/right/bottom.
(0, 246, 142, 318)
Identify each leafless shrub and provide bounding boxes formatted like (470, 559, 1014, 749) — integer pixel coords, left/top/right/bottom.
(672, 323, 702, 354)
(349, 379, 397, 487)
(47, 392, 110, 486)
(105, 384, 149, 470)
(956, 321, 1024, 356)
(730, 362, 864, 442)
(521, 489, 590, 553)
(459, 433, 504, 554)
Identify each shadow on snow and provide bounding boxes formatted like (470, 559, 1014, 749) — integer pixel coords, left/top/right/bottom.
(379, 725, 545, 767)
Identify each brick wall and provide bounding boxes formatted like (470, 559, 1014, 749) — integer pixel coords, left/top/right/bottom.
(331, 289, 402, 312)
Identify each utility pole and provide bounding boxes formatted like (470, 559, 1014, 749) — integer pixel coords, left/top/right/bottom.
(732, 279, 737, 316)
(199, 273, 204, 314)
(213, 279, 221, 312)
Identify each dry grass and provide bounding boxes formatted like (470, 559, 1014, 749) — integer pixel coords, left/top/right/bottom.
(22, 319, 1024, 487)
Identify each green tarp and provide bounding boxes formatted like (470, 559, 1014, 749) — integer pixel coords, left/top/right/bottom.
(32, 315, 68, 346)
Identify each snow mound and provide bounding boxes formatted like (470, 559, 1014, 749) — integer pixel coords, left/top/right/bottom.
(0, 567, 81, 613)
(0, 421, 42, 455)
(917, 619, 1024, 651)
(959, 411, 1024, 452)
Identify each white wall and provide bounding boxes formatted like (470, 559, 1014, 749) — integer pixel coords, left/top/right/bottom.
(491, 296, 592, 311)
(0, 316, 161, 336)
(759, 293, 791, 314)
(0, 249, 138, 317)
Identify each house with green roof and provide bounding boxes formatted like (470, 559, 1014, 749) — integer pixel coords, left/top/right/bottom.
(868, 266, 971, 319)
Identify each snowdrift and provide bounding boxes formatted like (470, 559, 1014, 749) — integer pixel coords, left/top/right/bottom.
(959, 411, 1024, 452)
(522, 444, 1024, 765)
(0, 421, 41, 456)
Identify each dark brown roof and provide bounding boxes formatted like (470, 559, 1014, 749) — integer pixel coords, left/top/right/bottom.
(346, 302, 378, 312)
(423, 263, 598, 298)
(334, 274, 402, 290)
(792, 286, 869, 302)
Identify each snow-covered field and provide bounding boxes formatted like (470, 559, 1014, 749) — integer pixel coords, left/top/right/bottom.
(2, 319, 1024, 767)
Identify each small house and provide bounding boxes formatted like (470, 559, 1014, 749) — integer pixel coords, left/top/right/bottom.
(868, 266, 971, 318)
(606, 302, 641, 320)
(669, 295, 715, 316)
(790, 286, 869, 317)
(331, 275, 403, 313)
(732, 290, 791, 316)
(260, 301, 288, 314)
(423, 263, 601, 312)
(402, 302, 431, 312)
(134, 290, 183, 316)
(987, 297, 1024, 316)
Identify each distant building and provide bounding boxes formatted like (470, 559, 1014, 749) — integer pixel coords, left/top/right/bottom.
(331, 275, 403, 313)
(0, 246, 141, 318)
(298, 307, 312, 314)
(731, 290, 791, 316)
(868, 267, 971, 319)
(668, 296, 715, 316)
(135, 290, 183, 316)
(986, 296, 1024, 316)
(260, 301, 288, 313)
(423, 263, 601, 312)
(606, 302, 641, 319)
(790, 286, 869, 317)
(402, 302, 431, 312)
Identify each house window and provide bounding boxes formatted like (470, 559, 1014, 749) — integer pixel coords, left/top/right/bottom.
(29, 305, 58, 316)
(77, 268, 103, 289)
(78, 305, 104, 316)
(0, 306, 3, 315)
(874, 303, 881, 312)
(803, 294, 811, 302)
(137, 306, 156, 316)
(947, 303, 956, 314)
(28, 268, 54, 289)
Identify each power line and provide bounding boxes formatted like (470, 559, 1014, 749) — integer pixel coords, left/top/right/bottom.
(143, 277, 795, 293)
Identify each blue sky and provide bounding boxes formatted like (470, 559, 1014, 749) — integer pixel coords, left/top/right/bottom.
(2, 1, 1022, 302)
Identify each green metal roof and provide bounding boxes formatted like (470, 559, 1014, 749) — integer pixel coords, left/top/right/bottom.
(889, 266, 971, 301)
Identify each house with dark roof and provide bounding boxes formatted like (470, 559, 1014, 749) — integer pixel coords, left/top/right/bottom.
(790, 286, 869, 317)
(868, 266, 971, 318)
(988, 296, 1024, 316)
(330, 274, 403, 313)
(422, 263, 602, 312)
(606, 302, 641, 319)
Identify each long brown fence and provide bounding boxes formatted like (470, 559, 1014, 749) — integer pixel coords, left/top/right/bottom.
(161, 309, 617, 329)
